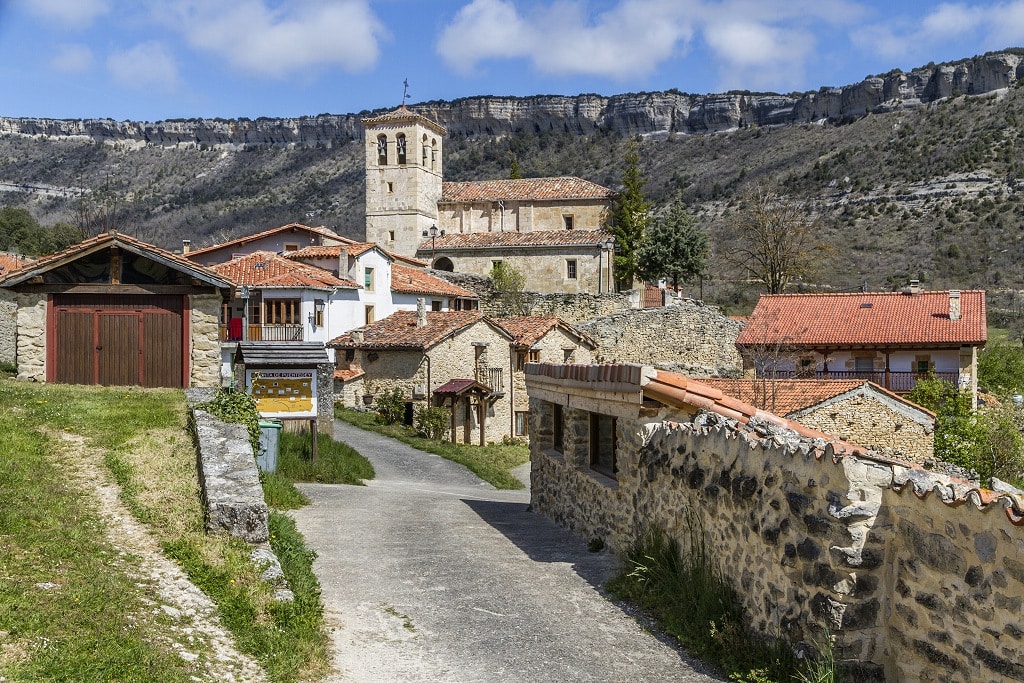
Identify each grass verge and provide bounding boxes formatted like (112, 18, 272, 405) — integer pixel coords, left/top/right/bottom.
(335, 406, 529, 489)
(607, 525, 839, 683)
(262, 429, 376, 509)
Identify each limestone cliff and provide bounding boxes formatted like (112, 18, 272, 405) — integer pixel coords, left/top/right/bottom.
(3, 52, 1022, 145)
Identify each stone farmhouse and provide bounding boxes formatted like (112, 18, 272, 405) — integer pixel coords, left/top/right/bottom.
(0, 232, 230, 387)
(525, 361, 1024, 682)
(699, 378, 935, 462)
(330, 308, 594, 443)
(362, 106, 618, 294)
(737, 287, 987, 406)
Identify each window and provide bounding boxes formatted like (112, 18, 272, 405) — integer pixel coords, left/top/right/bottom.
(422, 135, 428, 165)
(563, 348, 574, 362)
(265, 299, 301, 325)
(563, 215, 574, 230)
(516, 351, 527, 371)
(515, 411, 529, 437)
(492, 260, 503, 269)
(589, 412, 617, 477)
(345, 349, 355, 362)
(386, 182, 394, 194)
(364, 267, 375, 291)
(376, 134, 388, 165)
(854, 356, 874, 373)
(566, 259, 578, 279)
(552, 403, 563, 453)
(915, 356, 932, 374)
(248, 300, 261, 325)
(388, 230, 396, 242)
(396, 133, 407, 164)
(528, 349, 541, 363)
(431, 139, 437, 170)
(283, 242, 299, 252)
(313, 308, 323, 327)
(365, 305, 375, 324)
(431, 300, 442, 311)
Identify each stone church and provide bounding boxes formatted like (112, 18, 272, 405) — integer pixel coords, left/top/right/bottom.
(363, 107, 617, 294)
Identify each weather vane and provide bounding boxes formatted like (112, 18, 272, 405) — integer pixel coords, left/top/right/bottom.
(402, 79, 410, 107)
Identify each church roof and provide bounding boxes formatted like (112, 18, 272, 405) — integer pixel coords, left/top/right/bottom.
(361, 105, 446, 135)
(441, 177, 615, 203)
(417, 229, 612, 252)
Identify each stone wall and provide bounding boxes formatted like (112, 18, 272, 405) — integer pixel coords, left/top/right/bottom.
(15, 292, 46, 381)
(0, 289, 16, 365)
(528, 399, 1024, 681)
(433, 245, 608, 295)
(189, 293, 222, 387)
(575, 299, 744, 375)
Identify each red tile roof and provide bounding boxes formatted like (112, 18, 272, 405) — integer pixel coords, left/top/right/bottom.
(737, 291, 987, 348)
(442, 177, 615, 202)
(185, 223, 349, 259)
(492, 316, 597, 349)
(0, 253, 32, 274)
(390, 264, 477, 298)
(433, 378, 488, 395)
(286, 243, 426, 268)
(361, 105, 446, 134)
(333, 368, 365, 382)
(697, 378, 934, 418)
(211, 251, 358, 289)
(328, 311, 508, 350)
(418, 228, 612, 252)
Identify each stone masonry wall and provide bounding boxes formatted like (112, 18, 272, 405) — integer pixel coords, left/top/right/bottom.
(529, 399, 1024, 681)
(575, 300, 744, 375)
(796, 394, 934, 463)
(0, 289, 16, 365)
(15, 292, 47, 381)
(189, 293, 222, 387)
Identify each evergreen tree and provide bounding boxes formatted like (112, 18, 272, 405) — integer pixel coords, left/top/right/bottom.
(637, 193, 708, 291)
(509, 154, 523, 180)
(610, 139, 651, 289)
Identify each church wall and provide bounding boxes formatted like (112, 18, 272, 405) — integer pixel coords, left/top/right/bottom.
(438, 198, 609, 235)
(433, 247, 608, 295)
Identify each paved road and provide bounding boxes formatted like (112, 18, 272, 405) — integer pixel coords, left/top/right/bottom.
(291, 420, 722, 682)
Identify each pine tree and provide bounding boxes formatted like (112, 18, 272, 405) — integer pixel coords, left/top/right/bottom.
(610, 139, 651, 289)
(637, 193, 708, 291)
(509, 154, 523, 180)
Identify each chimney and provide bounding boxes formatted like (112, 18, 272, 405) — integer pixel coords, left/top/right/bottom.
(182, 239, 191, 254)
(909, 279, 920, 296)
(351, 330, 364, 344)
(417, 297, 427, 327)
(949, 290, 961, 321)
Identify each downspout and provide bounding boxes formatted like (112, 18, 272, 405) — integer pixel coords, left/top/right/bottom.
(509, 344, 516, 437)
(424, 353, 431, 405)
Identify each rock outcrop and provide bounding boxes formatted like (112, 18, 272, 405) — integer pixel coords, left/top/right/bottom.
(3, 52, 1022, 145)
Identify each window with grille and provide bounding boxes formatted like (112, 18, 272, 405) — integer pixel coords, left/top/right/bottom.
(566, 259, 577, 279)
(265, 299, 301, 325)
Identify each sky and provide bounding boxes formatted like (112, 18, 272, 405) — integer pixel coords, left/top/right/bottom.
(3, 0, 1024, 121)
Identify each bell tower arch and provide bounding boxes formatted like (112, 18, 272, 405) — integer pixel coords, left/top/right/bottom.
(362, 106, 444, 258)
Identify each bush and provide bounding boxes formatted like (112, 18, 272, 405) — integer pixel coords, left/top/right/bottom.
(414, 405, 450, 440)
(978, 340, 1024, 396)
(198, 388, 262, 456)
(375, 387, 406, 425)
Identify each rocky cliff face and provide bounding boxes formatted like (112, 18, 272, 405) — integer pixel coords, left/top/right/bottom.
(2, 52, 1022, 145)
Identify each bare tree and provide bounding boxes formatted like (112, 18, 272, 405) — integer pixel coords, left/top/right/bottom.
(721, 186, 831, 294)
(738, 310, 812, 414)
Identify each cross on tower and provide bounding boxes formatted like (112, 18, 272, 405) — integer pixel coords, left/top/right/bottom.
(402, 79, 410, 107)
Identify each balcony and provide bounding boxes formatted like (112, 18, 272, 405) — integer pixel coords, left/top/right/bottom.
(765, 370, 959, 393)
(220, 324, 304, 343)
(476, 366, 504, 395)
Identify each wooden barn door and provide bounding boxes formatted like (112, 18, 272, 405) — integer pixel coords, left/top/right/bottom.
(51, 294, 186, 387)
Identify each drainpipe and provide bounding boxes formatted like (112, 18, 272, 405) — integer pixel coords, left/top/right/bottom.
(424, 353, 431, 405)
(509, 344, 515, 437)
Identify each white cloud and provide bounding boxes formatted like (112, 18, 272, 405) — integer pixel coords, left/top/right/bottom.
(107, 41, 180, 91)
(164, 0, 386, 78)
(50, 44, 95, 74)
(12, 0, 110, 29)
(437, 0, 694, 80)
(703, 20, 815, 91)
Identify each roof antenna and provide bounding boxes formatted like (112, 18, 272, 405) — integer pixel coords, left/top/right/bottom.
(402, 78, 410, 107)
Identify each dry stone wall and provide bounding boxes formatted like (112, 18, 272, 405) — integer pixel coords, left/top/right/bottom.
(0, 290, 16, 365)
(189, 293, 222, 387)
(575, 299, 744, 375)
(529, 400, 1024, 681)
(15, 292, 46, 381)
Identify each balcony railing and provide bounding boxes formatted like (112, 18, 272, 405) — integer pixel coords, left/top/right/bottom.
(764, 370, 959, 393)
(220, 324, 304, 343)
(477, 366, 504, 394)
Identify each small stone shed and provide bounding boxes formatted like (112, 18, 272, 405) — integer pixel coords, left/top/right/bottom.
(0, 232, 231, 387)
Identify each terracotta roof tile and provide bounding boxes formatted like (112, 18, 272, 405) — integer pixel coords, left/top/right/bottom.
(737, 291, 987, 348)
(185, 223, 350, 259)
(211, 251, 358, 289)
(441, 177, 615, 202)
(0, 252, 32, 274)
(333, 368, 365, 382)
(699, 378, 870, 416)
(492, 316, 597, 349)
(361, 105, 446, 134)
(286, 243, 426, 268)
(390, 264, 478, 298)
(419, 229, 612, 252)
(328, 311, 502, 350)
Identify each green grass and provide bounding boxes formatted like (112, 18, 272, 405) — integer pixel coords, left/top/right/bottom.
(0, 380, 330, 683)
(335, 406, 529, 489)
(261, 430, 375, 509)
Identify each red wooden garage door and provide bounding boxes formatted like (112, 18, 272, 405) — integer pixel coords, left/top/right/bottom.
(51, 294, 186, 388)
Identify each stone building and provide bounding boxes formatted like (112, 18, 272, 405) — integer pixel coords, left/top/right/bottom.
(737, 287, 987, 406)
(525, 361, 1024, 681)
(0, 232, 231, 387)
(362, 108, 618, 294)
(700, 378, 935, 462)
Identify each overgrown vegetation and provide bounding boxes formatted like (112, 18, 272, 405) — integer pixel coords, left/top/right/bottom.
(414, 405, 451, 440)
(374, 386, 407, 425)
(198, 388, 262, 456)
(335, 405, 528, 489)
(0, 382, 330, 682)
(489, 261, 529, 316)
(261, 429, 375, 509)
(607, 525, 838, 683)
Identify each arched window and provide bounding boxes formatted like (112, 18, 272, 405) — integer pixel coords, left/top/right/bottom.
(431, 138, 438, 170)
(421, 134, 428, 165)
(433, 257, 454, 271)
(376, 134, 388, 165)
(396, 133, 407, 165)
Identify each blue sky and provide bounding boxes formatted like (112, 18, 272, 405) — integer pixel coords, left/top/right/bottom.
(3, 0, 1024, 121)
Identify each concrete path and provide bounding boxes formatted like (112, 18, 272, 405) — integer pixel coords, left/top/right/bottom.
(291, 420, 723, 682)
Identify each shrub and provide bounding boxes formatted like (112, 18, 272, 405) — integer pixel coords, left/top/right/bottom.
(198, 388, 262, 456)
(978, 340, 1024, 396)
(414, 405, 450, 440)
(375, 387, 406, 425)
